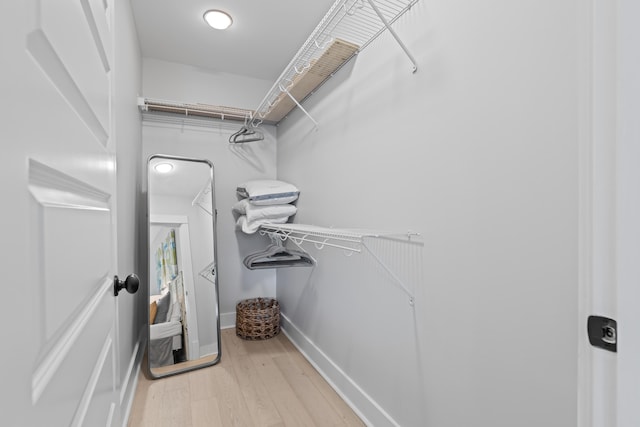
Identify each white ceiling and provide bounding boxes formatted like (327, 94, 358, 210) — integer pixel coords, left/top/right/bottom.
(131, 0, 336, 82)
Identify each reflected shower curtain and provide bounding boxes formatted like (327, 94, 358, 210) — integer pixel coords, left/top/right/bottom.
(155, 229, 178, 293)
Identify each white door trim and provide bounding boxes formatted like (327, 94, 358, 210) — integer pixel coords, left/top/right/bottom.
(578, 1, 618, 426)
(615, 1, 640, 426)
(580, 1, 640, 426)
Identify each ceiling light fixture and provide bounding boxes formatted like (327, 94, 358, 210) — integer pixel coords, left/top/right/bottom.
(203, 9, 233, 30)
(154, 162, 174, 174)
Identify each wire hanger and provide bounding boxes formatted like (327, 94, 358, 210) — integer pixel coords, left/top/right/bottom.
(229, 114, 264, 144)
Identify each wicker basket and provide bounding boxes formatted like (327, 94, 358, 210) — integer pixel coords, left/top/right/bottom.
(236, 298, 280, 340)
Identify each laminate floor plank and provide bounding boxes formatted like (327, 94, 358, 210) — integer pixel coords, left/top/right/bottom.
(273, 334, 366, 427)
(207, 362, 255, 426)
(231, 353, 284, 427)
(128, 376, 166, 427)
(221, 327, 285, 427)
(187, 367, 215, 402)
(248, 345, 317, 427)
(128, 329, 364, 427)
(191, 398, 223, 426)
(272, 353, 348, 427)
(160, 385, 193, 427)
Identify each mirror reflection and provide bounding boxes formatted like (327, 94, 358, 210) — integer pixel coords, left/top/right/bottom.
(147, 155, 220, 377)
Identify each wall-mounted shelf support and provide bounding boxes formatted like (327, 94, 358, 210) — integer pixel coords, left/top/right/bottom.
(361, 241, 415, 305)
(279, 84, 319, 130)
(365, 0, 418, 73)
(259, 223, 421, 305)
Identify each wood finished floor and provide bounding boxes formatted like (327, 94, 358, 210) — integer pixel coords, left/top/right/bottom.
(128, 328, 365, 427)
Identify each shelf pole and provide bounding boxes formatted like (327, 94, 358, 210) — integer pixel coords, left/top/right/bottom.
(278, 84, 319, 129)
(362, 240, 415, 305)
(365, 0, 418, 73)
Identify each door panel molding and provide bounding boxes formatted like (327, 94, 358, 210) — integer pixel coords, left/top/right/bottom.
(29, 159, 112, 341)
(29, 158, 110, 210)
(26, 29, 108, 145)
(71, 335, 113, 426)
(80, 0, 112, 73)
(31, 277, 111, 404)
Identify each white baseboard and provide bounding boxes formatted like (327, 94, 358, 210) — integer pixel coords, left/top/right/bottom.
(280, 313, 400, 427)
(120, 327, 146, 427)
(220, 311, 236, 329)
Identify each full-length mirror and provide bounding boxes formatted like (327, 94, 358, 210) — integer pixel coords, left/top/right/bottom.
(147, 155, 220, 378)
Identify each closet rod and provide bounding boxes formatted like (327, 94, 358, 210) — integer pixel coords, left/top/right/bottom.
(138, 97, 254, 122)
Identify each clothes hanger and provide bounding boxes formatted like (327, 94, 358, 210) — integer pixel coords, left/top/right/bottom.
(243, 238, 315, 270)
(229, 114, 264, 144)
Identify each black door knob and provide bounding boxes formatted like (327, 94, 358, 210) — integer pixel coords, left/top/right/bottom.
(114, 274, 140, 296)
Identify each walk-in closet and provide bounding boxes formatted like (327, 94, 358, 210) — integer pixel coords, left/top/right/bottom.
(3, 0, 640, 426)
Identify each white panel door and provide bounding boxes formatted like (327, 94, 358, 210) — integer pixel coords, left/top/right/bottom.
(0, 0, 124, 426)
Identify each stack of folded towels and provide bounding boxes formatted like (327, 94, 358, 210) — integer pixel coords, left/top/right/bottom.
(233, 179, 299, 234)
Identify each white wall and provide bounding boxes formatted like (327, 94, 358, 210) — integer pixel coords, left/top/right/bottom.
(142, 57, 273, 110)
(276, 1, 580, 426)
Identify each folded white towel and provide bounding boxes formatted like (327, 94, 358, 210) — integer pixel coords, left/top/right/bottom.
(235, 215, 289, 234)
(232, 199, 297, 223)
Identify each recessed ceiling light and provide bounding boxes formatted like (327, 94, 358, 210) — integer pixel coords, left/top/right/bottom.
(203, 9, 233, 30)
(154, 162, 174, 174)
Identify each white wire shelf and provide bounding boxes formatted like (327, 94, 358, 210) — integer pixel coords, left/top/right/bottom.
(250, 0, 420, 128)
(259, 222, 421, 305)
(259, 223, 420, 253)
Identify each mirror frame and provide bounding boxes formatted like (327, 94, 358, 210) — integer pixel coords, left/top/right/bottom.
(146, 154, 221, 378)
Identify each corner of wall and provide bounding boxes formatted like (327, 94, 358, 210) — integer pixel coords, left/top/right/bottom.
(220, 311, 236, 329)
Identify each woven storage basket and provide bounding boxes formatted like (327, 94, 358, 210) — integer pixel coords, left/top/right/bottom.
(236, 298, 280, 340)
